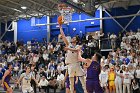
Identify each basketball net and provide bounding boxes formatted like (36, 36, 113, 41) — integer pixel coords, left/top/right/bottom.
(58, 4, 73, 24)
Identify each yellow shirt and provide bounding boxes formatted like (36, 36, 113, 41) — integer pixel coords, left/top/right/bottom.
(108, 72, 115, 86)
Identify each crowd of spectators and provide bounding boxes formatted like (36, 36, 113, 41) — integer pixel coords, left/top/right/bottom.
(100, 30, 140, 93)
(0, 29, 139, 93)
(0, 39, 67, 92)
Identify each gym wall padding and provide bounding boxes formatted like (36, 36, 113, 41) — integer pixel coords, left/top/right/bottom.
(17, 17, 47, 43)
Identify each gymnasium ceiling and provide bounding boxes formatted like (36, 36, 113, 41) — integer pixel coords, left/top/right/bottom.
(0, 0, 140, 22)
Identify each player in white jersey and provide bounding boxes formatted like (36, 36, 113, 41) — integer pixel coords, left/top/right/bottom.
(59, 25, 87, 93)
(17, 65, 38, 93)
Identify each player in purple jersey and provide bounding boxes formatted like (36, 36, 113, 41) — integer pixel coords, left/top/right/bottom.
(78, 47, 103, 93)
(1, 63, 16, 93)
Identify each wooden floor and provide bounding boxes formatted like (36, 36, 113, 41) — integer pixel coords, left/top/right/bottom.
(0, 86, 65, 93)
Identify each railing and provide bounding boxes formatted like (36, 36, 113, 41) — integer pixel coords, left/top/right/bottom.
(100, 38, 121, 49)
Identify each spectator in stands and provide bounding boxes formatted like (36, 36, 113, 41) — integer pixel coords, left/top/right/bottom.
(121, 40, 126, 49)
(110, 33, 117, 49)
(87, 40, 94, 56)
(122, 67, 134, 93)
(108, 66, 116, 93)
(87, 33, 93, 42)
(47, 42, 53, 53)
(115, 65, 123, 93)
(99, 67, 109, 93)
(38, 76, 49, 93)
(123, 54, 130, 65)
(13, 61, 20, 76)
(43, 50, 49, 65)
(56, 70, 64, 89)
(135, 65, 140, 87)
(39, 68, 47, 79)
(48, 60, 55, 78)
(32, 54, 39, 65)
(48, 77, 58, 93)
(54, 43, 60, 54)
(132, 79, 140, 93)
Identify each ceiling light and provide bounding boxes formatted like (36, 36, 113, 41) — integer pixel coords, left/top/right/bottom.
(12, 8, 22, 12)
(21, 6, 27, 10)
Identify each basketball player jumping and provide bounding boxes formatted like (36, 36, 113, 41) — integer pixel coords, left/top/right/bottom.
(59, 25, 87, 93)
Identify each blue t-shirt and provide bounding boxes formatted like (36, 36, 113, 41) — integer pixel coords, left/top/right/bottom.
(111, 59, 115, 65)
(123, 58, 130, 65)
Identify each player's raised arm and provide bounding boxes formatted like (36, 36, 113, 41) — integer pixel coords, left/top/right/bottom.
(59, 25, 69, 46)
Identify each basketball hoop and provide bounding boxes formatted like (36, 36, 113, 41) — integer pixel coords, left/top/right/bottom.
(58, 4, 73, 24)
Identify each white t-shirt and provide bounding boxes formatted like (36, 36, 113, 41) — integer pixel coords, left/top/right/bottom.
(38, 79, 49, 86)
(43, 53, 49, 60)
(7, 56, 13, 62)
(111, 52, 116, 58)
(122, 36, 127, 41)
(104, 59, 109, 65)
(47, 45, 53, 50)
(136, 32, 140, 40)
(57, 74, 64, 81)
(128, 35, 132, 42)
(57, 65, 65, 71)
(123, 71, 134, 84)
(99, 71, 108, 84)
(115, 70, 122, 81)
(110, 34, 117, 41)
(130, 70, 135, 76)
(27, 45, 31, 51)
(121, 42, 126, 49)
(88, 42, 94, 47)
(135, 69, 140, 78)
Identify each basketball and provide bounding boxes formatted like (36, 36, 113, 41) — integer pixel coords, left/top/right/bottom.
(58, 16, 64, 25)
